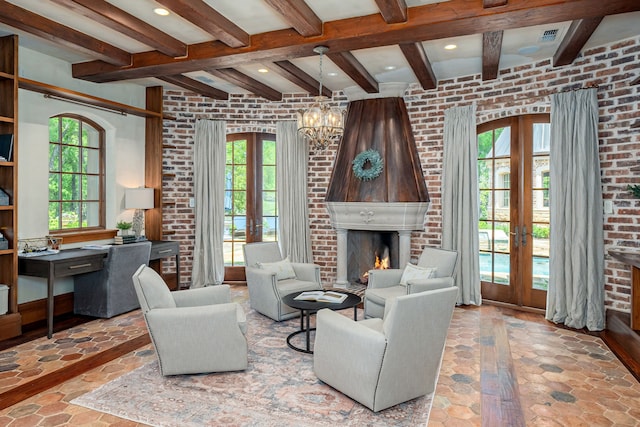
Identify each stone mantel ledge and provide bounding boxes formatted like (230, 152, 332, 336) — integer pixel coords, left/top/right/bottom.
(326, 202, 430, 231)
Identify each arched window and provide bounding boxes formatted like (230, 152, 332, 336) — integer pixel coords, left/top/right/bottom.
(48, 114, 105, 231)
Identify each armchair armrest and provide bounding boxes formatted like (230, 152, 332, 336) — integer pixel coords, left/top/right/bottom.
(172, 284, 231, 307)
(146, 303, 242, 336)
(314, 309, 387, 406)
(291, 262, 321, 282)
(406, 277, 454, 294)
(245, 266, 277, 283)
(244, 266, 279, 312)
(367, 269, 403, 289)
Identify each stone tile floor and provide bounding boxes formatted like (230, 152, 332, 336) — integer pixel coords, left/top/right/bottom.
(1, 288, 639, 426)
(0, 311, 148, 397)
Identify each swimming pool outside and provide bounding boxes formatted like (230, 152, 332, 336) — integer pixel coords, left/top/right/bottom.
(479, 252, 549, 290)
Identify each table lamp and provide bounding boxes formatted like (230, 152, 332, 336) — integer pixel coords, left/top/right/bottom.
(125, 187, 154, 238)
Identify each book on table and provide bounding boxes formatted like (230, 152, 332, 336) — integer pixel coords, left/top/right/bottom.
(294, 290, 347, 303)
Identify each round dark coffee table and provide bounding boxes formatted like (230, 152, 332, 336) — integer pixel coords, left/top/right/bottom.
(281, 290, 361, 354)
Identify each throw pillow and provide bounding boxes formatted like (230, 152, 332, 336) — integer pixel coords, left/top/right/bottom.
(257, 257, 296, 280)
(399, 263, 437, 285)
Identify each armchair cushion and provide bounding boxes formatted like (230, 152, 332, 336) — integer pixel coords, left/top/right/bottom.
(399, 263, 437, 285)
(364, 286, 405, 306)
(257, 257, 296, 280)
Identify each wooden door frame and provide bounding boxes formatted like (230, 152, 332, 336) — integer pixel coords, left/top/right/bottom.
(224, 132, 275, 282)
(478, 114, 549, 309)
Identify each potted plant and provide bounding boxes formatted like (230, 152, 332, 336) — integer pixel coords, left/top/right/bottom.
(116, 220, 133, 236)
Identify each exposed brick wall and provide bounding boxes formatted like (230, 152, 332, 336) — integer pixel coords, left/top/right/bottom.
(162, 35, 639, 313)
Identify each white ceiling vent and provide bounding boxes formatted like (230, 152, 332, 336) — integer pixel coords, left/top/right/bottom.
(540, 29, 559, 42)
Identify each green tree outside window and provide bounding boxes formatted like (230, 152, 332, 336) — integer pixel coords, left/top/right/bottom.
(48, 115, 105, 231)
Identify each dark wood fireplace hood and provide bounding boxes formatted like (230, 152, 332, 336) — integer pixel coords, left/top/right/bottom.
(326, 97, 429, 204)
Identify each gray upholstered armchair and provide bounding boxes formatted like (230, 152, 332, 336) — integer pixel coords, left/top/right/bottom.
(364, 246, 458, 318)
(314, 286, 458, 412)
(243, 242, 323, 321)
(74, 241, 151, 318)
(132, 265, 248, 376)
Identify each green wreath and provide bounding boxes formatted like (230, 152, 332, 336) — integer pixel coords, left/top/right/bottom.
(352, 149, 384, 181)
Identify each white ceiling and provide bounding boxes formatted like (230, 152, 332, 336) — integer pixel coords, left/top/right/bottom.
(1, 0, 639, 97)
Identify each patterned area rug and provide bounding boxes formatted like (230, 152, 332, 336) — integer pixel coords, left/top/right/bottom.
(71, 299, 432, 426)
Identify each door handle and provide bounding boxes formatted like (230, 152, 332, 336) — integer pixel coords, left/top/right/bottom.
(522, 225, 527, 246)
(510, 226, 519, 248)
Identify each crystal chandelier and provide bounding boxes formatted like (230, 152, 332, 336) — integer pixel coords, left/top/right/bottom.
(297, 46, 345, 150)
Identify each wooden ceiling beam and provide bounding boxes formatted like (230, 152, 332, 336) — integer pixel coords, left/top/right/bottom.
(482, 30, 503, 80)
(327, 51, 379, 93)
(50, 0, 187, 58)
(0, 0, 130, 66)
(157, 75, 229, 100)
(399, 42, 437, 90)
(483, 0, 508, 7)
(71, 0, 640, 82)
(263, 0, 322, 36)
(375, 0, 408, 23)
(154, 0, 249, 48)
(553, 17, 604, 66)
(271, 60, 333, 97)
(206, 68, 282, 101)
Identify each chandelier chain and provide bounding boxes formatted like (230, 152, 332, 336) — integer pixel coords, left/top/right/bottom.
(318, 50, 323, 97)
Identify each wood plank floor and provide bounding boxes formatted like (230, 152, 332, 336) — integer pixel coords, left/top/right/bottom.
(1, 289, 639, 426)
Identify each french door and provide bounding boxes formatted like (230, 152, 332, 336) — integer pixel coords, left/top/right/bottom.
(224, 132, 278, 281)
(477, 114, 550, 309)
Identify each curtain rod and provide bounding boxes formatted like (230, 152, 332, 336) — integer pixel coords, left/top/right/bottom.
(194, 116, 284, 124)
(476, 84, 600, 112)
(43, 94, 128, 116)
(196, 85, 601, 118)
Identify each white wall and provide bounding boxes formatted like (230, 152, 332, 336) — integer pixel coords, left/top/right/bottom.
(16, 47, 148, 303)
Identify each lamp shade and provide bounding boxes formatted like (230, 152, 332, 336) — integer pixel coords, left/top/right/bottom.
(125, 188, 154, 210)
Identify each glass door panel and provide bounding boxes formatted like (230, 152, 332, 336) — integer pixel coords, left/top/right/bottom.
(224, 133, 278, 281)
(524, 121, 551, 307)
(224, 139, 248, 268)
(478, 123, 515, 303)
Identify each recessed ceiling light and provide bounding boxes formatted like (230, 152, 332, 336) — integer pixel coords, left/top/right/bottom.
(384, 65, 396, 71)
(154, 8, 170, 16)
(327, 72, 338, 77)
(444, 44, 457, 50)
(258, 68, 269, 73)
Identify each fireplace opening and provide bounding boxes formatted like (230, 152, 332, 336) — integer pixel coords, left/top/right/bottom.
(347, 231, 399, 285)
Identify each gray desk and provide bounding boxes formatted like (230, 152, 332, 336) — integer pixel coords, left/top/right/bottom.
(149, 240, 180, 289)
(17, 241, 180, 338)
(18, 248, 108, 338)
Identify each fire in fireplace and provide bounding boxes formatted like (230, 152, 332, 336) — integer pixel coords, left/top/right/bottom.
(347, 230, 398, 285)
(359, 247, 391, 285)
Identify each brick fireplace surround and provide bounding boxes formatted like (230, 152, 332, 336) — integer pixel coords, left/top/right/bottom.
(161, 35, 639, 316)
